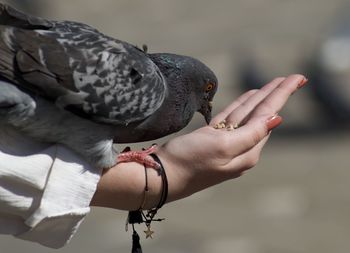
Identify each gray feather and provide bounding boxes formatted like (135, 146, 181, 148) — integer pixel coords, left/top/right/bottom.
(0, 6, 167, 125)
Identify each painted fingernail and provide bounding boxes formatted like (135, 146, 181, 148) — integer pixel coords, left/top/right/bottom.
(297, 77, 308, 89)
(266, 115, 283, 131)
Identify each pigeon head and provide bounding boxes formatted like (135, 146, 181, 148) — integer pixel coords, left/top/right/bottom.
(149, 53, 218, 124)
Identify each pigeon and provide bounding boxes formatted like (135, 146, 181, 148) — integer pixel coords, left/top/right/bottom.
(0, 3, 218, 169)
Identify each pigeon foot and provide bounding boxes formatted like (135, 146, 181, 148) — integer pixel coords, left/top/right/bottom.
(116, 144, 160, 169)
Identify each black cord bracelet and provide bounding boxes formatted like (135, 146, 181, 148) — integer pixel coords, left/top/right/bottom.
(149, 153, 168, 208)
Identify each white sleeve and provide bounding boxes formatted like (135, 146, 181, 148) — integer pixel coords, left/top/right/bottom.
(0, 144, 102, 249)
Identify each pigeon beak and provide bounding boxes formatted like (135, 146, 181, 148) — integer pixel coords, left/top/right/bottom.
(199, 100, 213, 124)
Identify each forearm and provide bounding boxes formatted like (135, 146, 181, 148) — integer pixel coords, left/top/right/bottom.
(90, 160, 163, 210)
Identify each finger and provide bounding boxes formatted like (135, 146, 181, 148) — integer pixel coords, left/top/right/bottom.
(220, 114, 282, 158)
(249, 74, 307, 118)
(224, 77, 286, 126)
(210, 89, 258, 125)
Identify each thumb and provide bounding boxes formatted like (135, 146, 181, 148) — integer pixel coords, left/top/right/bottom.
(234, 114, 283, 151)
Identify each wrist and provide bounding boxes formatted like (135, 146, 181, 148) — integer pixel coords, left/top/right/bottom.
(156, 147, 199, 203)
(156, 142, 229, 202)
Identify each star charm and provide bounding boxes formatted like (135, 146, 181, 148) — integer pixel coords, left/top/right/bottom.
(144, 225, 154, 239)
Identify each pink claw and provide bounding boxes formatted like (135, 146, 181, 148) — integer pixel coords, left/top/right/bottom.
(116, 145, 161, 169)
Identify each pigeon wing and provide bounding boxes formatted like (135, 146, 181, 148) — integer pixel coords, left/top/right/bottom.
(0, 11, 166, 125)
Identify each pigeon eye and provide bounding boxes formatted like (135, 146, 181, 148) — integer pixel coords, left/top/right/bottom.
(205, 83, 215, 92)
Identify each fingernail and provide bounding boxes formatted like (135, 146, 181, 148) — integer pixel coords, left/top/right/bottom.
(266, 115, 283, 131)
(297, 77, 308, 89)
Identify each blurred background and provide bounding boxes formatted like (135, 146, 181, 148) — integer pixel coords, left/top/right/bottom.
(1, 0, 350, 252)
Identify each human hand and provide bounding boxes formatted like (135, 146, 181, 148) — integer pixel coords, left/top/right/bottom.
(157, 74, 307, 202)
